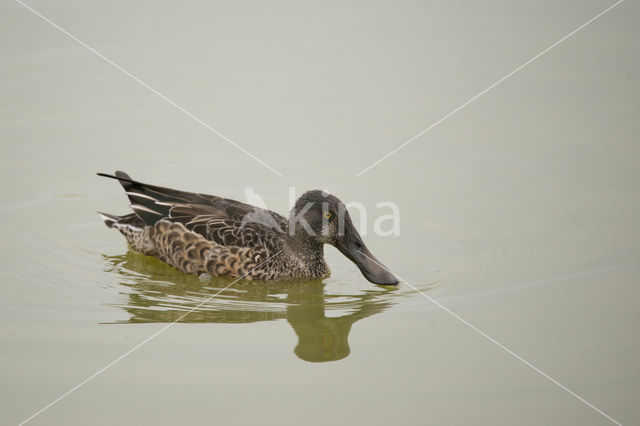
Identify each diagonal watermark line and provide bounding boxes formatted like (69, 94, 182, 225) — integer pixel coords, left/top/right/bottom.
(435, 261, 638, 308)
(14, 0, 283, 177)
(357, 250, 624, 426)
(18, 250, 282, 426)
(356, 0, 624, 176)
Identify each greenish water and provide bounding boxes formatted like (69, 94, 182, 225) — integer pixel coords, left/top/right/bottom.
(2, 1, 640, 425)
(107, 251, 398, 363)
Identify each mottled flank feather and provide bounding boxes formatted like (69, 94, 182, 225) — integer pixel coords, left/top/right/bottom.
(149, 220, 271, 279)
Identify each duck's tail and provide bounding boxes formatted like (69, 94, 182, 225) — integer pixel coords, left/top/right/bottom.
(97, 211, 145, 229)
(97, 211, 157, 255)
(97, 211, 120, 228)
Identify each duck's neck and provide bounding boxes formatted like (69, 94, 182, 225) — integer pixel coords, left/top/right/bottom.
(283, 233, 328, 277)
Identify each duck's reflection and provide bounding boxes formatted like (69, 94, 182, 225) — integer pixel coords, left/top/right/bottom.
(105, 251, 395, 362)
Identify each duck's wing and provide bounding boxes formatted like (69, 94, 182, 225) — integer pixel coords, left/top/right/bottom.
(168, 204, 284, 251)
(98, 171, 287, 249)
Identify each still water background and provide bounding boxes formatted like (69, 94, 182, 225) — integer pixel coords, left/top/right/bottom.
(1, 0, 639, 425)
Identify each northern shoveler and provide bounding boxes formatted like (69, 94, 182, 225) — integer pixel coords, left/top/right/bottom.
(98, 171, 398, 285)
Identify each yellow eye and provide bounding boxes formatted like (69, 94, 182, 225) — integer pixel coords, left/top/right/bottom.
(324, 212, 331, 219)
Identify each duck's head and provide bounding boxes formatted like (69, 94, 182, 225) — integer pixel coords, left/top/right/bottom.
(289, 190, 399, 286)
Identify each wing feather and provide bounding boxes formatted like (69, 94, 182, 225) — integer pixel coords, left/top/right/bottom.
(97, 171, 288, 230)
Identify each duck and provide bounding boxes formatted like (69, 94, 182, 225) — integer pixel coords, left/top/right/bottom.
(97, 171, 398, 285)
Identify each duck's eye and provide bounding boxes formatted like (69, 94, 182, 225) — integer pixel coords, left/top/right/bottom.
(323, 212, 331, 219)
